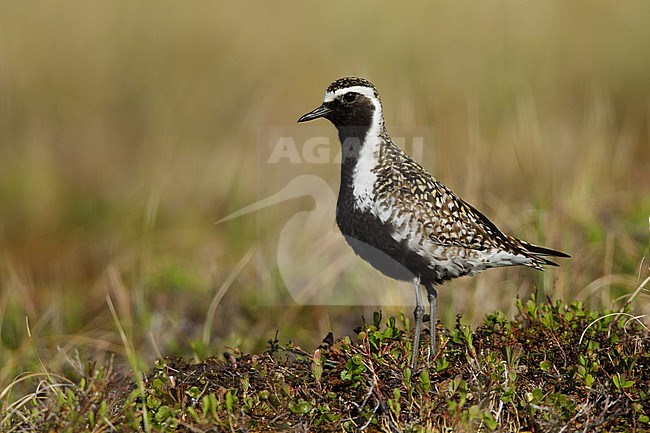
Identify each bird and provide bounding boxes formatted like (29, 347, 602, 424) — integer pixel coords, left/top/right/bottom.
(297, 77, 569, 371)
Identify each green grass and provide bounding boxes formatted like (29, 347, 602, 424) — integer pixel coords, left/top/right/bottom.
(2, 297, 649, 431)
(0, 1, 649, 430)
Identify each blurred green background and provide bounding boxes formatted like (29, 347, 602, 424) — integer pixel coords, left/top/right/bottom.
(1, 1, 649, 392)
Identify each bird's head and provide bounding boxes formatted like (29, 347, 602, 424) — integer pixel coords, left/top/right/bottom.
(298, 77, 385, 140)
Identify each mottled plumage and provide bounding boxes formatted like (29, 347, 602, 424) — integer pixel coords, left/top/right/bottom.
(298, 77, 569, 370)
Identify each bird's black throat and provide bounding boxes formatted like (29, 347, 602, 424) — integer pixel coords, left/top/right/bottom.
(325, 95, 376, 159)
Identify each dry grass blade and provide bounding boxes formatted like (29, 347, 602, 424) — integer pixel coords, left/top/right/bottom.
(202, 247, 255, 347)
(106, 293, 151, 433)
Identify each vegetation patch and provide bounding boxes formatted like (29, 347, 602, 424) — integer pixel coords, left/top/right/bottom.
(2, 296, 649, 432)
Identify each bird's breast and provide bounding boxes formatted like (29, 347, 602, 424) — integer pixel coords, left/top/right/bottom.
(336, 181, 441, 282)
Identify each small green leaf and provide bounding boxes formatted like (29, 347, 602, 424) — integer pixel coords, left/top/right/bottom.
(612, 373, 633, 389)
(312, 349, 323, 381)
(288, 399, 313, 414)
(152, 378, 165, 393)
(147, 396, 161, 410)
(155, 405, 172, 423)
(187, 386, 200, 399)
(225, 389, 238, 411)
(373, 311, 381, 328)
(436, 356, 449, 372)
(403, 367, 412, 383)
(419, 368, 430, 392)
(483, 412, 498, 430)
(186, 407, 201, 423)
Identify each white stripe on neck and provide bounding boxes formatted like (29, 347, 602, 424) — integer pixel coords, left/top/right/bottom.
(350, 94, 383, 212)
(322, 85, 385, 212)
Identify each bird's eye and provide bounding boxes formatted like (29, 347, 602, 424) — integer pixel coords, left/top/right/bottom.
(343, 92, 358, 103)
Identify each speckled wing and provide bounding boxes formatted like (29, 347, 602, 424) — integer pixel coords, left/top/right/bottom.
(372, 144, 550, 268)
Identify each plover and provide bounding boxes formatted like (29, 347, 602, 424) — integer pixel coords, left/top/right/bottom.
(298, 77, 569, 370)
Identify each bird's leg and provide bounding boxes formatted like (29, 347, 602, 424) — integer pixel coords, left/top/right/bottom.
(425, 284, 438, 365)
(411, 277, 423, 371)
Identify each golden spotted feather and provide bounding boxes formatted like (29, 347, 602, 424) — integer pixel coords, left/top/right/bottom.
(372, 137, 557, 270)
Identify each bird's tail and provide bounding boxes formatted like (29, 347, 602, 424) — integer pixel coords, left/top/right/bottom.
(519, 240, 571, 268)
